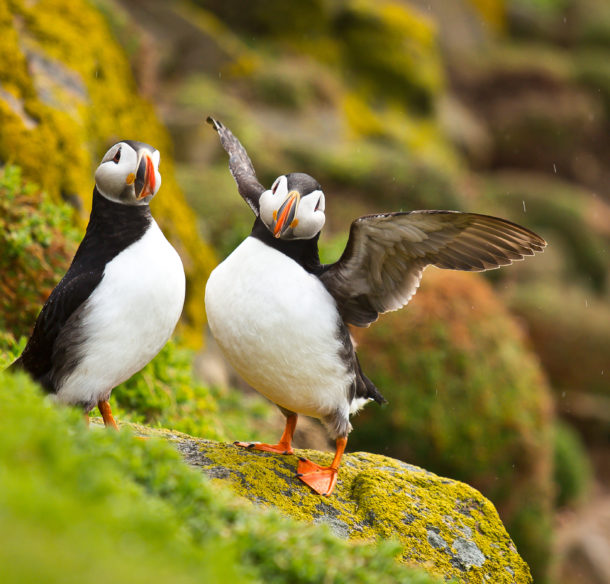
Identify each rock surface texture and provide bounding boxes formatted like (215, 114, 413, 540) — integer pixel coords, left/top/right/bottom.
(136, 425, 532, 583)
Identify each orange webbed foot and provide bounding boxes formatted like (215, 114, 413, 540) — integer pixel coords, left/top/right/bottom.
(297, 457, 339, 496)
(233, 414, 297, 455)
(234, 441, 294, 455)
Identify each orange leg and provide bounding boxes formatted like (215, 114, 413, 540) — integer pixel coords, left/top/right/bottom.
(297, 436, 347, 496)
(98, 400, 119, 431)
(235, 413, 297, 455)
(83, 413, 90, 427)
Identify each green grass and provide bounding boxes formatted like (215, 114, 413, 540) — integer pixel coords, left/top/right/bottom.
(0, 370, 439, 584)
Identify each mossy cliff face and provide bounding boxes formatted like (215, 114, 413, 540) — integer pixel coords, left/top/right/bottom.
(136, 425, 533, 583)
(0, 0, 215, 344)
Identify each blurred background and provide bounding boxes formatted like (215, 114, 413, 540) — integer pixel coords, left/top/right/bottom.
(0, 0, 608, 582)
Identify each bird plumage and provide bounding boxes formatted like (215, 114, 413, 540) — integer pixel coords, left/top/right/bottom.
(10, 141, 185, 425)
(205, 118, 546, 495)
(318, 210, 547, 327)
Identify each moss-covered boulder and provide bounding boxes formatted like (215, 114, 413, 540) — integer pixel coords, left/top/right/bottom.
(349, 269, 554, 582)
(132, 424, 532, 583)
(0, 0, 216, 344)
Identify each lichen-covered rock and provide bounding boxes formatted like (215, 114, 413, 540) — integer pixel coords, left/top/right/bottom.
(0, 0, 216, 345)
(135, 424, 533, 583)
(349, 269, 554, 582)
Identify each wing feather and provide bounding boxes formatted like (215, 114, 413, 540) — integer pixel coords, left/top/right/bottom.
(207, 117, 264, 216)
(320, 211, 546, 327)
(10, 270, 103, 387)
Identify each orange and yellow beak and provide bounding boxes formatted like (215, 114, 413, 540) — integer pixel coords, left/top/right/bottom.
(134, 153, 156, 199)
(271, 191, 300, 238)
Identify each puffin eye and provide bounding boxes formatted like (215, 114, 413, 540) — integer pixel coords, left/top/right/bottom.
(112, 147, 122, 164)
(272, 179, 280, 194)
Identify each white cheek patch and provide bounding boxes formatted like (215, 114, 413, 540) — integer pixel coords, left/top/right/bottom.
(95, 143, 139, 202)
(259, 184, 325, 239)
(259, 189, 277, 230)
(292, 190, 325, 239)
(151, 150, 162, 196)
(94, 162, 130, 200)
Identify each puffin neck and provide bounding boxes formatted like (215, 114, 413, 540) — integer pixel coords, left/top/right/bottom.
(71, 188, 153, 268)
(251, 217, 322, 275)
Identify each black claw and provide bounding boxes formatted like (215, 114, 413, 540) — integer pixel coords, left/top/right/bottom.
(296, 473, 303, 477)
(298, 457, 307, 462)
(247, 443, 255, 448)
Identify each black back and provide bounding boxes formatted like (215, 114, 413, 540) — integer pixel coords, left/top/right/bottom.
(10, 188, 152, 391)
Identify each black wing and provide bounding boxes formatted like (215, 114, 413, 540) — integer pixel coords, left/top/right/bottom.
(9, 269, 103, 389)
(207, 117, 265, 216)
(319, 211, 546, 327)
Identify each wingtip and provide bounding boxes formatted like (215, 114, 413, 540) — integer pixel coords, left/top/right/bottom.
(206, 116, 222, 131)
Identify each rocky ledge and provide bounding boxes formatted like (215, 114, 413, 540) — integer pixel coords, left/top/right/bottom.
(131, 424, 532, 584)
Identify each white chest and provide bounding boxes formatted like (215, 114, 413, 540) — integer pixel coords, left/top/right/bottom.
(205, 237, 353, 419)
(57, 221, 185, 406)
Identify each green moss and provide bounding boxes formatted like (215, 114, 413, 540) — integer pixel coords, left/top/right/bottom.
(553, 421, 593, 508)
(332, 1, 443, 114)
(0, 165, 80, 338)
(0, 0, 216, 345)
(132, 427, 532, 583)
(0, 370, 440, 584)
(192, 0, 328, 38)
(0, 331, 26, 370)
(350, 270, 553, 582)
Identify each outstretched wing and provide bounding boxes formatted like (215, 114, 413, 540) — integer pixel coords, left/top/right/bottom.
(207, 117, 265, 216)
(9, 269, 103, 389)
(319, 211, 546, 327)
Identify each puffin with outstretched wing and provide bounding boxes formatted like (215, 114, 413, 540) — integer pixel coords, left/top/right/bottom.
(205, 117, 546, 496)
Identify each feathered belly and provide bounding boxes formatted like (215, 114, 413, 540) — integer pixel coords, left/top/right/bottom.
(205, 237, 353, 419)
(56, 223, 185, 408)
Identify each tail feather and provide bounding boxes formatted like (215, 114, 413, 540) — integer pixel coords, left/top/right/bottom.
(354, 353, 387, 405)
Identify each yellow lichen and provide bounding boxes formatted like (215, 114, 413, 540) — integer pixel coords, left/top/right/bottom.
(468, 0, 506, 34)
(129, 422, 533, 583)
(0, 0, 216, 344)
